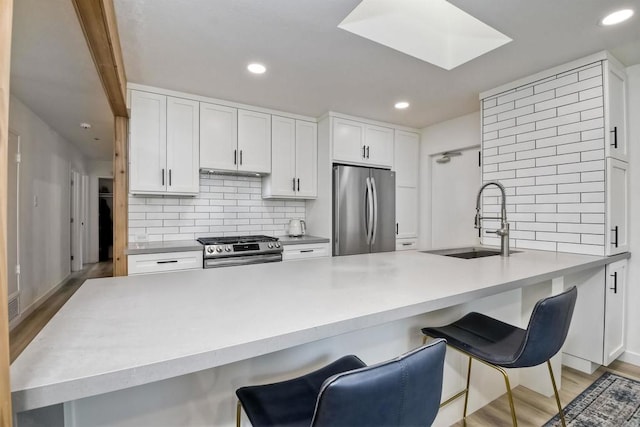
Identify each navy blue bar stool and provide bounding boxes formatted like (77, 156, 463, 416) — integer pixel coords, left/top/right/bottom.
(422, 286, 577, 427)
(235, 339, 446, 427)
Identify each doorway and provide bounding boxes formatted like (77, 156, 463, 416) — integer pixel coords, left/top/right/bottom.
(430, 146, 481, 248)
(7, 130, 20, 323)
(98, 178, 113, 262)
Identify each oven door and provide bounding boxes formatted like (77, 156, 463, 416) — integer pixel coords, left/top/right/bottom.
(203, 253, 282, 268)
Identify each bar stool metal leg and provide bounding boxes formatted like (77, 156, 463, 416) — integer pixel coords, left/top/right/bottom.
(236, 400, 242, 427)
(547, 360, 567, 427)
(463, 356, 472, 419)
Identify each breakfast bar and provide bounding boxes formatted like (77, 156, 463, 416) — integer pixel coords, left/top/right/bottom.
(11, 249, 629, 426)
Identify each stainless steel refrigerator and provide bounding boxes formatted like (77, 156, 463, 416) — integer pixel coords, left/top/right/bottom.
(333, 164, 396, 256)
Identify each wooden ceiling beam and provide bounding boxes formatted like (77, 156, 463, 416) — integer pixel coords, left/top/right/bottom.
(71, 0, 128, 117)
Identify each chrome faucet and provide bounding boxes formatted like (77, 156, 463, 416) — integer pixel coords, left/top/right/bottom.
(474, 181, 510, 257)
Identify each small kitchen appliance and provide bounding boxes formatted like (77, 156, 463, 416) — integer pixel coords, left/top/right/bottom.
(288, 219, 306, 237)
(197, 235, 282, 268)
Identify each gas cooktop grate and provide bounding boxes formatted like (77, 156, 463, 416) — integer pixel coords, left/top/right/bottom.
(197, 235, 279, 245)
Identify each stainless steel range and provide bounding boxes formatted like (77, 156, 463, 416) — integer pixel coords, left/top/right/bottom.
(197, 235, 283, 268)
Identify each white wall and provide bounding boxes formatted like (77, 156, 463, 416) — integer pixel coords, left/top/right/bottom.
(621, 64, 640, 365)
(8, 95, 88, 324)
(419, 112, 480, 249)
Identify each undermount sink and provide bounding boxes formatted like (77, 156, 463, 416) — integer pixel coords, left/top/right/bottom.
(421, 247, 520, 259)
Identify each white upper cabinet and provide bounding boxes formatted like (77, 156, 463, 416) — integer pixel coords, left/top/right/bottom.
(332, 117, 393, 168)
(200, 103, 237, 171)
(238, 110, 271, 174)
(393, 130, 419, 187)
(604, 60, 628, 162)
(129, 91, 199, 195)
(262, 117, 317, 199)
(129, 91, 167, 194)
(606, 158, 628, 255)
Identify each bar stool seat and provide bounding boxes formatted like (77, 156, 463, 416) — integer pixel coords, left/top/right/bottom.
(422, 286, 577, 426)
(235, 339, 447, 427)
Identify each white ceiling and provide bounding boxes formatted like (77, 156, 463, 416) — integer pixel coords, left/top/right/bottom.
(9, 1, 640, 161)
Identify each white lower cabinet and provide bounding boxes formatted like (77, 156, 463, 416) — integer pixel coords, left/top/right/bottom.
(128, 251, 203, 275)
(396, 239, 417, 251)
(563, 259, 627, 371)
(282, 243, 330, 261)
(396, 187, 418, 239)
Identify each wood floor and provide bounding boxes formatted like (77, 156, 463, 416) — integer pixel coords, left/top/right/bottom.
(453, 359, 640, 426)
(9, 261, 112, 363)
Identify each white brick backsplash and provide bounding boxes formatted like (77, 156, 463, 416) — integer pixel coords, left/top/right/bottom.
(535, 93, 579, 112)
(128, 174, 306, 242)
(556, 139, 603, 155)
(555, 76, 602, 97)
(516, 127, 556, 143)
(536, 173, 580, 185)
(534, 73, 578, 94)
(557, 223, 604, 234)
(515, 90, 554, 108)
(536, 132, 581, 148)
(482, 65, 606, 255)
(516, 146, 556, 160)
(581, 192, 604, 203)
(536, 193, 580, 203)
(557, 96, 603, 116)
(497, 87, 534, 105)
(536, 231, 580, 243)
(556, 242, 604, 256)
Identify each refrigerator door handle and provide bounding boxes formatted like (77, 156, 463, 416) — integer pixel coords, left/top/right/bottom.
(371, 176, 378, 245)
(364, 177, 373, 244)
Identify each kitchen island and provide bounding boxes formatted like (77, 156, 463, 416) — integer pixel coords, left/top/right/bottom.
(11, 249, 629, 426)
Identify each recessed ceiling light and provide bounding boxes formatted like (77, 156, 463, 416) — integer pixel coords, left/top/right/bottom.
(601, 9, 634, 26)
(80, 122, 92, 129)
(395, 101, 410, 109)
(247, 63, 266, 74)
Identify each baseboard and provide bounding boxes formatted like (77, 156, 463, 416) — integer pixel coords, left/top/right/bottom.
(618, 350, 640, 367)
(9, 273, 71, 331)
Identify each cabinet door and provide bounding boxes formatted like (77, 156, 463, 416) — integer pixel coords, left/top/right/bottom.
(129, 91, 167, 193)
(295, 120, 317, 198)
(606, 158, 628, 255)
(270, 116, 296, 196)
(166, 97, 200, 194)
(333, 118, 365, 163)
(238, 109, 271, 173)
(200, 102, 237, 172)
(604, 260, 627, 365)
(605, 62, 628, 162)
(396, 186, 418, 239)
(365, 124, 394, 168)
(394, 130, 419, 187)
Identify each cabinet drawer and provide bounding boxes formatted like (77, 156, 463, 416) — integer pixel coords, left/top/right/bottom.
(396, 239, 417, 251)
(283, 243, 330, 261)
(128, 251, 203, 275)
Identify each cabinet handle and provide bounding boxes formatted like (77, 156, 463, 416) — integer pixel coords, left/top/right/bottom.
(610, 271, 618, 293)
(297, 178, 300, 192)
(396, 223, 399, 235)
(157, 260, 178, 264)
(161, 168, 165, 185)
(402, 242, 413, 246)
(610, 127, 618, 149)
(292, 178, 296, 192)
(300, 249, 314, 253)
(362, 145, 366, 158)
(611, 225, 619, 248)
(240, 150, 243, 165)
(366, 145, 370, 159)
(234, 149, 237, 165)
(169, 169, 172, 186)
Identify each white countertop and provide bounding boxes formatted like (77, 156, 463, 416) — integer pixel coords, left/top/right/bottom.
(278, 235, 330, 245)
(126, 240, 202, 255)
(11, 249, 628, 412)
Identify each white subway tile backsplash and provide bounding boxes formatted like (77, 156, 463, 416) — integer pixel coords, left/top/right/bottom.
(482, 65, 606, 255)
(128, 174, 306, 242)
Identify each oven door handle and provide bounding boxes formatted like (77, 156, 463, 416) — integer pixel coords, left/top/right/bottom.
(204, 253, 282, 268)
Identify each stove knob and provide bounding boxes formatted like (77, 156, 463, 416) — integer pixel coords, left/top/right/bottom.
(275, 242, 281, 248)
(207, 247, 214, 254)
(267, 243, 274, 249)
(225, 245, 232, 252)
(216, 246, 223, 253)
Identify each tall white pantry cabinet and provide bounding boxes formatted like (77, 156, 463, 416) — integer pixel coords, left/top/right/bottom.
(479, 51, 629, 371)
